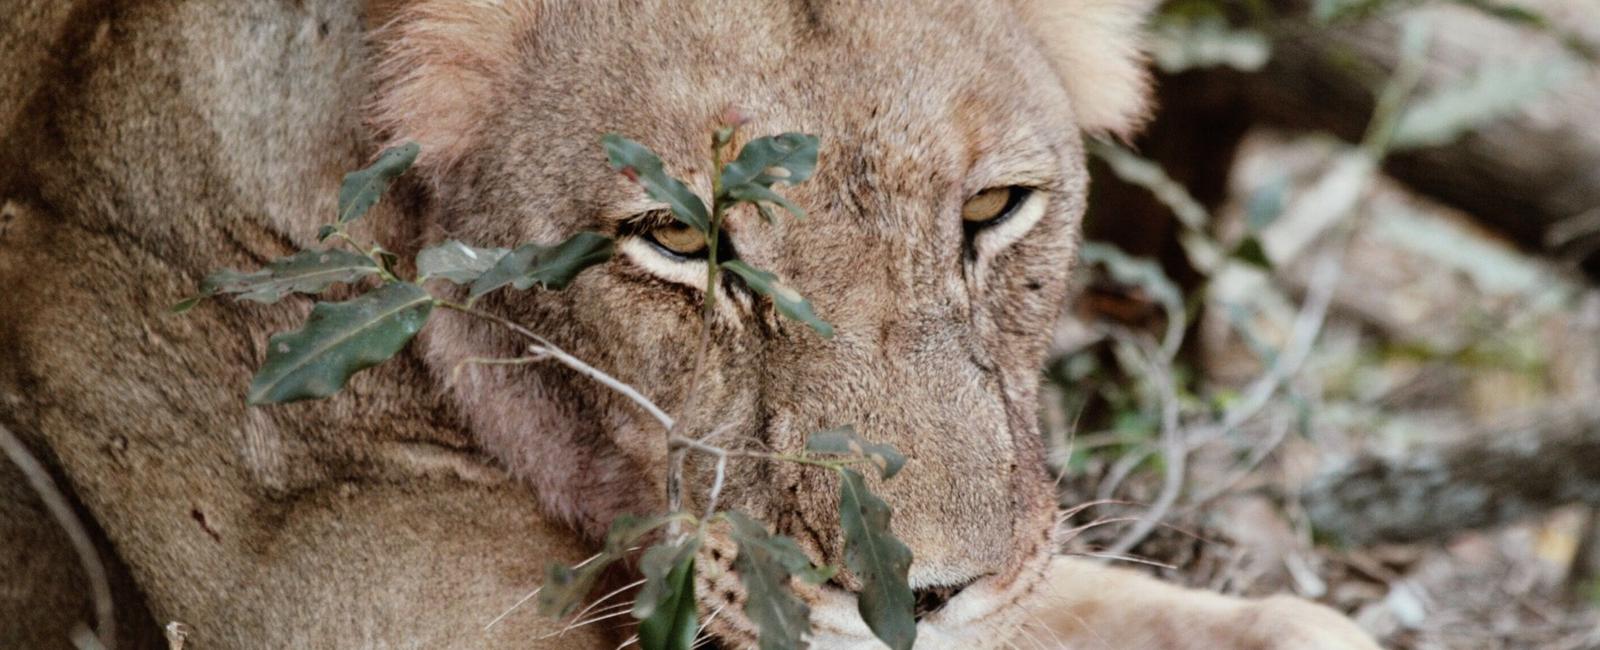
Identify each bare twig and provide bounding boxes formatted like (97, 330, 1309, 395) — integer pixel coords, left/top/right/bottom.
(1102, 331, 1187, 560)
(1198, 248, 1343, 445)
(0, 422, 115, 649)
(1183, 412, 1293, 511)
(438, 302, 676, 431)
(663, 132, 733, 536)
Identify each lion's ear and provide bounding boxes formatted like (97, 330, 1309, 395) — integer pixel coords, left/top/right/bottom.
(1013, 0, 1159, 139)
(367, 0, 543, 179)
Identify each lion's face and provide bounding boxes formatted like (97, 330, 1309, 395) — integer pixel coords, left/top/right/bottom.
(372, 0, 1152, 645)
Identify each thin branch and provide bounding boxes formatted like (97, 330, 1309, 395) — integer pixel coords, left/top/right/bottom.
(1198, 248, 1343, 444)
(1183, 412, 1293, 511)
(438, 301, 676, 431)
(1101, 331, 1188, 560)
(0, 422, 115, 649)
(703, 449, 728, 523)
(666, 132, 732, 534)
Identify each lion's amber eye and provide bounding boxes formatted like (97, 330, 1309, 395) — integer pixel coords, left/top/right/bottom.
(646, 223, 709, 258)
(962, 187, 1029, 225)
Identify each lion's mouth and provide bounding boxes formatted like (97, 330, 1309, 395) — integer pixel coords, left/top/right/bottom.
(912, 583, 965, 620)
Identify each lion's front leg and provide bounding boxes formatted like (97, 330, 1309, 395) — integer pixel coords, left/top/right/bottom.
(1018, 557, 1381, 650)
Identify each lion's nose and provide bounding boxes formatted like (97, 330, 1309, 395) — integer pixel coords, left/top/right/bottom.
(912, 578, 978, 621)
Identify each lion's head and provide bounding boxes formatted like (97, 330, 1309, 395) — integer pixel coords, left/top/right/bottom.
(368, 0, 1154, 646)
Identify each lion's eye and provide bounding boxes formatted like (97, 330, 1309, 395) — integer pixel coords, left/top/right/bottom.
(962, 187, 1031, 227)
(645, 223, 709, 259)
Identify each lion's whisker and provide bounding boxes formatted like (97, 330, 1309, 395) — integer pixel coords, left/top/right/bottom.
(690, 603, 729, 649)
(562, 577, 647, 632)
(1070, 551, 1176, 570)
(543, 606, 638, 639)
(482, 585, 544, 631)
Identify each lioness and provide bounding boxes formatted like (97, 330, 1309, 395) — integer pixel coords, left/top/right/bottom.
(0, 0, 1379, 648)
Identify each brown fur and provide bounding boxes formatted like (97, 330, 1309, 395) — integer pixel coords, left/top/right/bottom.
(0, 1, 1376, 648)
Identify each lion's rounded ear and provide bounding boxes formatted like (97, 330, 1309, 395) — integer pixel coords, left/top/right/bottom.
(1013, 0, 1159, 140)
(367, 0, 543, 179)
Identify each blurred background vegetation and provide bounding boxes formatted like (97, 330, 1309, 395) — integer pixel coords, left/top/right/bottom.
(1048, 0, 1600, 647)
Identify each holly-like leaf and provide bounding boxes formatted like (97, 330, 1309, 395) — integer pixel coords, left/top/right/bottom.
(637, 545, 699, 650)
(603, 134, 710, 233)
(726, 512, 819, 650)
(807, 427, 906, 480)
(174, 250, 380, 312)
(837, 468, 916, 650)
(719, 133, 819, 194)
(339, 142, 420, 225)
(726, 184, 807, 220)
(469, 232, 614, 298)
(538, 558, 616, 620)
(720, 261, 833, 339)
(632, 536, 700, 622)
(416, 240, 510, 284)
(247, 282, 433, 405)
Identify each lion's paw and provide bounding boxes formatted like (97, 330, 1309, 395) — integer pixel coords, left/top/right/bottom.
(1233, 595, 1383, 650)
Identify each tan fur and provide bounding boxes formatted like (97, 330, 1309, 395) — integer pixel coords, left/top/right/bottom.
(1, 1, 1374, 648)
(1013, 0, 1158, 138)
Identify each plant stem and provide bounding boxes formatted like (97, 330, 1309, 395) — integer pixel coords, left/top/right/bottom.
(328, 227, 401, 283)
(436, 300, 676, 431)
(666, 132, 731, 535)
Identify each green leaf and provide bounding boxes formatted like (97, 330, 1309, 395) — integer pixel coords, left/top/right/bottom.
(538, 558, 616, 620)
(837, 469, 916, 650)
(169, 296, 205, 315)
(807, 427, 906, 480)
(317, 225, 338, 242)
(247, 282, 433, 404)
(416, 240, 510, 284)
(721, 261, 833, 339)
(179, 250, 380, 310)
(605, 514, 675, 555)
(719, 133, 820, 194)
(726, 512, 820, 650)
(603, 134, 710, 233)
(632, 536, 700, 622)
(469, 232, 614, 298)
(338, 142, 420, 224)
(637, 547, 699, 650)
(726, 184, 807, 220)
(1231, 237, 1274, 272)
(541, 514, 674, 622)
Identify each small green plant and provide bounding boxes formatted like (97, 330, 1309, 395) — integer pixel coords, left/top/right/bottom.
(179, 120, 917, 650)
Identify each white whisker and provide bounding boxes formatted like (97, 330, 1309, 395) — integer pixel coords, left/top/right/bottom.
(483, 585, 544, 631)
(690, 604, 729, 649)
(563, 577, 647, 630)
(542, 607, 638, 639)
(1072, 551, 1176, 570)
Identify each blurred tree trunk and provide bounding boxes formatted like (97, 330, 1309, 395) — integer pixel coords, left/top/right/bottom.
(1303, 408, 1600, 545)
(1087, 2, 1600, 280)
